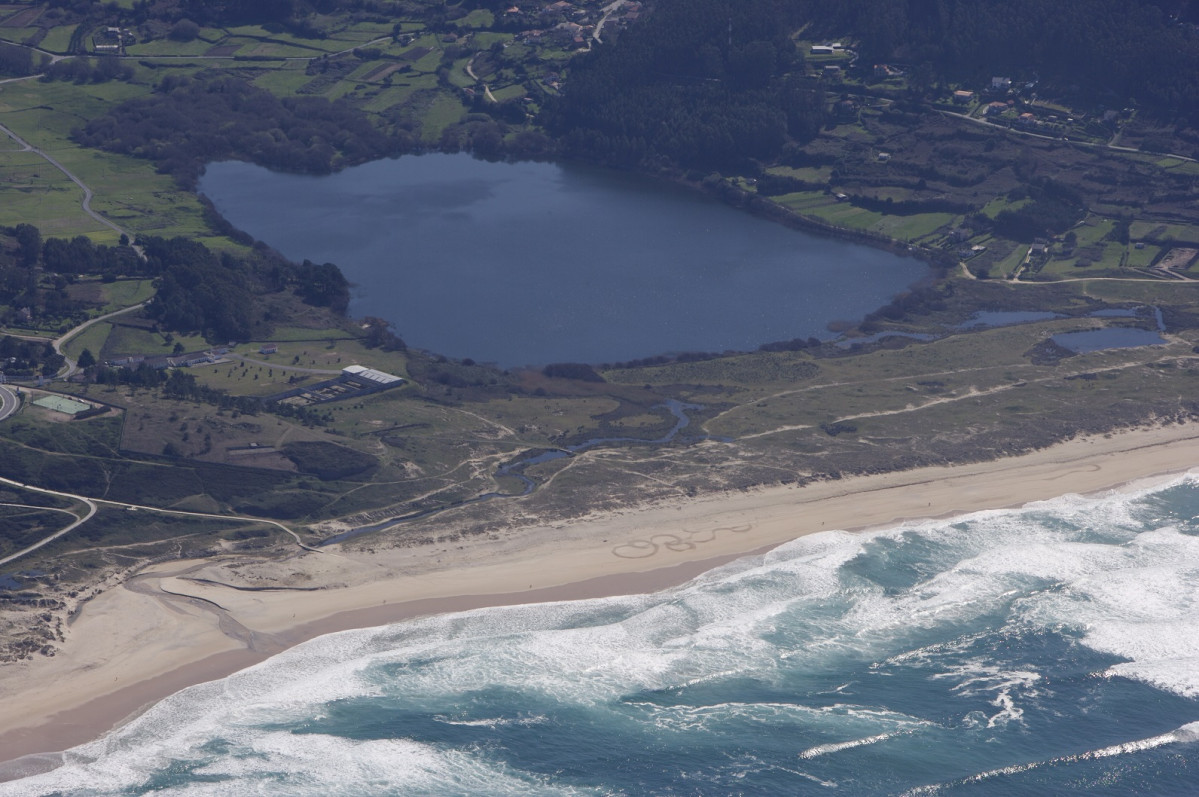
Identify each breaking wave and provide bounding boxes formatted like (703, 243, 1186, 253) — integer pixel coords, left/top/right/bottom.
(5, 476, 1199, 795)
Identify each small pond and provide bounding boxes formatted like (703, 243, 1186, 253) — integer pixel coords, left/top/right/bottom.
(957, 310, 1063, 329)
(1052, 327, 1167, 353)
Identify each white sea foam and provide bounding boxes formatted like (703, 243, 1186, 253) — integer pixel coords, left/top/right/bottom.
(7, 479, 1199, 794)
(798, 731, 903, 759)
(2, 730, 601, 797)
(631, 699, 930, 736)
(906, 719, 1199, 794)
(434, 713, 548, 729)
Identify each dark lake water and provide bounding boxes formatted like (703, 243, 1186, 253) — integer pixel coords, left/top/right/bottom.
(199, 154, 929, 367)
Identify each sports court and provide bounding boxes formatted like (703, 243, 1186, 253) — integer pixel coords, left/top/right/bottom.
(33, 395, 93, 415)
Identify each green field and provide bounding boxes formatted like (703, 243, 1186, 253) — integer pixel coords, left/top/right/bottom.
(420, 94, 469, 141)
(100, 280, 155, 312)
(1126, 243, 1163, 268)
(1130, 221, 1199, 243)
(37, 22, 76, 53)
(996, 244, 1030, 278)
(0, 150, 110, 237)
(62, 322, 110, 362)
(0, 78, 213, 241)
(800, 200, 955, 242)
(980, 196, 1032, 219)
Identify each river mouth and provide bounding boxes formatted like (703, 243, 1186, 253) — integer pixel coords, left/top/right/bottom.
(199, 154, 930, 368)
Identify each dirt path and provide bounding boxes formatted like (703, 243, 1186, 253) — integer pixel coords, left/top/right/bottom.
(464, 53, 498, 103)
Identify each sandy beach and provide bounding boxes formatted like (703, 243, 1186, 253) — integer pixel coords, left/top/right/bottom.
(3, 421, 1199, 775)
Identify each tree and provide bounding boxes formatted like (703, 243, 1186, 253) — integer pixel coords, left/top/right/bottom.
(77, 348, 96, 369)
(13, 223, 40, 267)
(170, 19, 201, 42)
(296, 260, 350, 313)
(362, 317, 406, 351)
(0, 42, 33, 78)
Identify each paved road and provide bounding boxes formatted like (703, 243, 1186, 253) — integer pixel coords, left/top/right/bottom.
(0, 477, 98, 568)
(590, 0, 629, 46)
(0, 474, 320, 569)
(0, 384, 18, 422)
(0, 35, 388, 65)
(0, 121, 135, 241)
(54, 302, 146, 378)
(939, 109, 1199, 164)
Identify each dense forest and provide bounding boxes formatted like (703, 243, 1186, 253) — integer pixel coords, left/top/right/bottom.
(801, 0, 1199, 123)
(544, 0, 1199, 173)
(542, 0, 825, 172)
(142, 236, 350, 341)
(73, 74, 398, 187)
(38, 0, 1199, 184)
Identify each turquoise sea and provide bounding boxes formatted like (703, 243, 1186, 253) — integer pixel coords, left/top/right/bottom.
(5, 477, 1199, 795)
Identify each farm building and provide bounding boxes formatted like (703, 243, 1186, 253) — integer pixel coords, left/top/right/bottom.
(267, 365, 405, 407)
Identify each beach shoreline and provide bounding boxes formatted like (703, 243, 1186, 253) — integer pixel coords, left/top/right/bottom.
(3, 421, 1199, 777)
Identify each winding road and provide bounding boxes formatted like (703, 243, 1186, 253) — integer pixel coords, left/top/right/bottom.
(0, 477, 97, 568)
(0, 120, 134, 242)
(0, 474, 321, 570)
(0, 384, 18, 422)
(53, 302, 146, 378)
(590, 0, 629, 47)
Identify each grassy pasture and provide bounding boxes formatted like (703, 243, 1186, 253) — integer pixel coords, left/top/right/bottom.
(61, 321, 111, 362)
(38, 23, 76, 53)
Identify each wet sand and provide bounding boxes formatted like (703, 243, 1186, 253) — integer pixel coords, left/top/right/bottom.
(3, 422, 1199, 775)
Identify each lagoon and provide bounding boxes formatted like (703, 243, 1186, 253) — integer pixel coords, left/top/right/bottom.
(200, 154, 929, 367)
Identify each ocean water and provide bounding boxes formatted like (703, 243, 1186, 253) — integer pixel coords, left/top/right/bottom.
(7, 478, 1199, 795)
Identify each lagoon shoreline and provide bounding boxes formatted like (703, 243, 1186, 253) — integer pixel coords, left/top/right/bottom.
(4, 421, 1199, 779)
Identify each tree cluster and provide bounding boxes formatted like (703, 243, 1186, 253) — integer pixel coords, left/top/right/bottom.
(141, 237, 257, 341)
(984, 182, 1086, 242)
(0, 43, 35, 78)
(1, 224, 351, 340)
(296, 260, 350, 314)
(140, 236, 352, 341)
(360, 316, 406, 351)
(42, 235, 142, 278)
(0, 336, 65, 377)
(73, 74, 396, 187)
(542, 0, 826, 173)
(281, 440, 377, 480)
(41, 56, 134, 84)
(0, 225, 127, 329)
